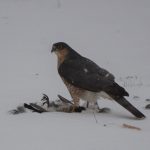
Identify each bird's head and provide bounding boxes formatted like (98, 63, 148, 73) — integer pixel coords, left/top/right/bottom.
(51, 42, 72, 64)
(51, 42, 70, 53)
(51, 42, 81, 64)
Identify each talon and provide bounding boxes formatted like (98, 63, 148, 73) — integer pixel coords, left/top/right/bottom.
(75, 106, 86, 112)
(71, 105, 76, 112)
(70, 105, 86, 113)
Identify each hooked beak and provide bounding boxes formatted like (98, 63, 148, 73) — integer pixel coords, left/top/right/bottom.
(51, 48, 54, 53)
(51, 45, 56, 53)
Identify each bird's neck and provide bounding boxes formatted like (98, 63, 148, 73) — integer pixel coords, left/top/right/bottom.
(55, 48, 68, 68)
(56, 48, 81, 67)
(67, 48, 82, 59)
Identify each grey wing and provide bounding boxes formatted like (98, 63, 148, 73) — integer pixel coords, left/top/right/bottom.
(58, 57, 115, 92)
(82, 57, 115, 81)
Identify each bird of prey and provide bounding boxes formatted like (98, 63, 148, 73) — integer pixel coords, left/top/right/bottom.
(51, 42, 145, 119)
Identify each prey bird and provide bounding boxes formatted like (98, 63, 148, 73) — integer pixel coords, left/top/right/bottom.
(51, 42, 145, 119)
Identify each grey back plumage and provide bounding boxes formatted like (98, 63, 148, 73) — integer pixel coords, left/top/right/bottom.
(58, 52, 129, 97)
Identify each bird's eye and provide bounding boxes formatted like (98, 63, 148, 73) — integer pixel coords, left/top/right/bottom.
(57, 44, 63, 50)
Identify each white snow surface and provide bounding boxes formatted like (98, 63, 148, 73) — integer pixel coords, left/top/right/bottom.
(0, 0, 150, 150)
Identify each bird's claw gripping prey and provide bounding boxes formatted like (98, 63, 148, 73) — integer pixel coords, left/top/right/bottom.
(10, 94, 86, 114)
(51, 42, 145, 119)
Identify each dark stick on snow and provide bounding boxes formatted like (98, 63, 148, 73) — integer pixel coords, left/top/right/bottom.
(93, 111, 98, 124)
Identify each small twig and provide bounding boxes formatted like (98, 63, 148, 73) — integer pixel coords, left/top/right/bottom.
(122, 123, 141, 131)
(93, 111, 98, 124)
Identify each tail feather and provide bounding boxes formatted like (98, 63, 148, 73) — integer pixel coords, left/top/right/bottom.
(114, 97, 145, 119)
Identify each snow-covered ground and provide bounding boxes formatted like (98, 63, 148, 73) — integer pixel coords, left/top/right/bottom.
(0, 0, 150, 150)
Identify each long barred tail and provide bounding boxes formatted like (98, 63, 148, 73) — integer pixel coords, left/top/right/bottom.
(114, 97, 145, 119)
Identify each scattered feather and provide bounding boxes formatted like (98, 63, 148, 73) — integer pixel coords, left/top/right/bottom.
(145, 104, 150, 109)
(122, 123, 141, 131)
